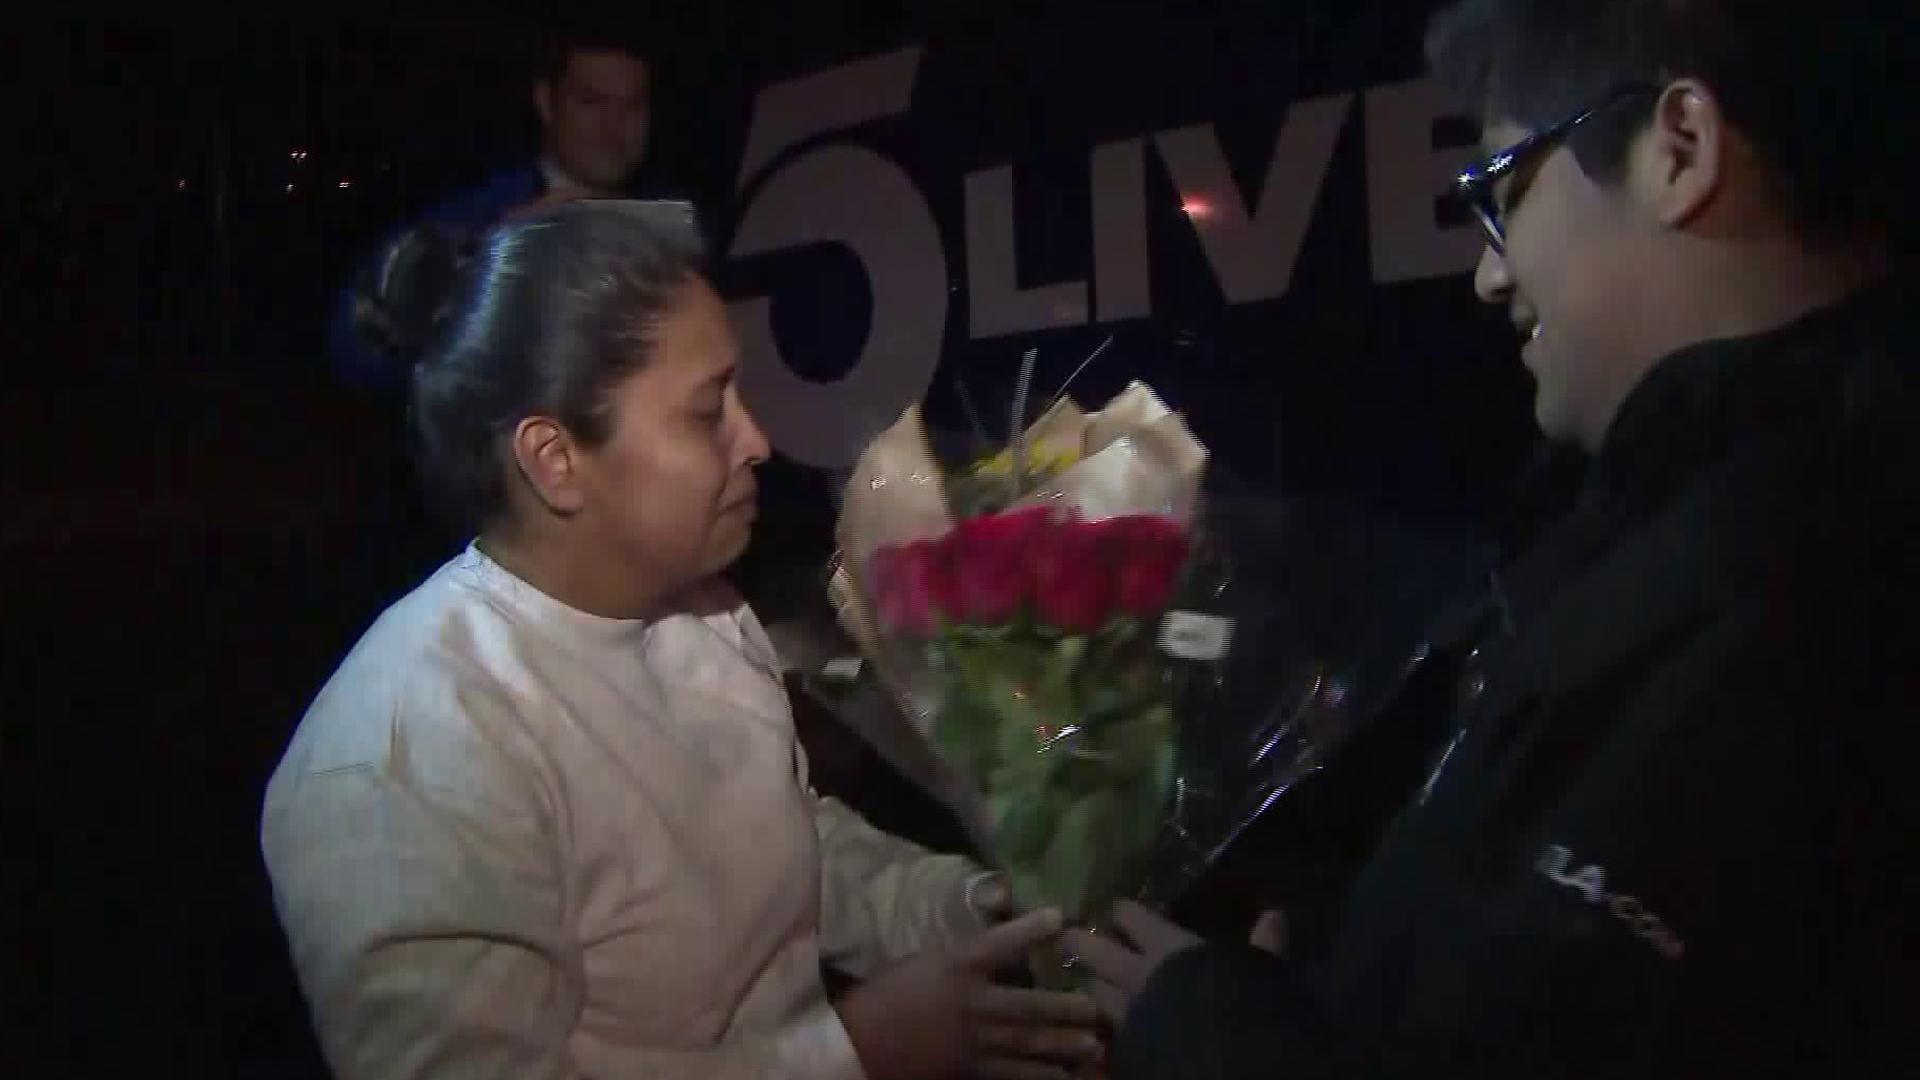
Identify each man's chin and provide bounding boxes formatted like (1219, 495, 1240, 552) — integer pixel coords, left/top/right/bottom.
(563, 160, 631, 193)
(605, 154, 650, 183)
(1532, 393, 1582, 446)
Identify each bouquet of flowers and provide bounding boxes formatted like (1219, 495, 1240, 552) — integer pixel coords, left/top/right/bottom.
(820, 353, 1494, 1009)
(829, 363, 1223, 937)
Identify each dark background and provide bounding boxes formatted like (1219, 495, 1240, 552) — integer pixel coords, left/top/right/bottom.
(4, 3, 1533, 1074)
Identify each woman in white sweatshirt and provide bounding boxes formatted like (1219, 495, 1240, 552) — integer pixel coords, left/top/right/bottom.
(260, 201, 1100, 1080)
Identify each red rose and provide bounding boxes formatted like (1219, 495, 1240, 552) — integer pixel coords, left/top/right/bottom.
(1098, 515, 1190, 616)
(870, 539, 950, 636)
(945, 505, 1053, 625)
(1031, 515, 1117, 633)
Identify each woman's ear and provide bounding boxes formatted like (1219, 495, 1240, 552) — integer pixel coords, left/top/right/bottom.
(510, 415, 587, 516)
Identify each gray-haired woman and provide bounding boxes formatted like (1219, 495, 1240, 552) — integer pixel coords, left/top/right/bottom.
(262, 202, 1101, 1080)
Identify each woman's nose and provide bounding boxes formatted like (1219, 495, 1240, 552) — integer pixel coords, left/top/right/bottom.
(734, 403, 772, 465)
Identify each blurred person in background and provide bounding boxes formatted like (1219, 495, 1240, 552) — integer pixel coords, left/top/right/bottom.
(328, 28, 664, 389)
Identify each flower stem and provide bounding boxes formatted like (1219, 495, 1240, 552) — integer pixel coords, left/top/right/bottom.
(1009, 347, 1037, 501)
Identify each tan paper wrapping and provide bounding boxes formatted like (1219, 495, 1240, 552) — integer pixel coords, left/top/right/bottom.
(1015, 382, 1208, 523)
(830, 381, 1207, 720)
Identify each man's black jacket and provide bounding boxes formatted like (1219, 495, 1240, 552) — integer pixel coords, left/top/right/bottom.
(1116, 279, 1919, 1078)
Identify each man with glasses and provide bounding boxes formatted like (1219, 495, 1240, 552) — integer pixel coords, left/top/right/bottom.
(1071, 2, 1915, 1075)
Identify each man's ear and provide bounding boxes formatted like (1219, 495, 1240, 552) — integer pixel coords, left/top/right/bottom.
(510, 415, 587, 516)
(533, 80, 555, 129)
(1638, 79, 1726, 229)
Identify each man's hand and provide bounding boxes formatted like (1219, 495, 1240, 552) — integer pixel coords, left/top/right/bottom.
(1249, 909, 1287, 955)
(1061, 902, 1200, 1026)
(837, 908, 1104, 1080)
(1064, 903, 1288, 1026)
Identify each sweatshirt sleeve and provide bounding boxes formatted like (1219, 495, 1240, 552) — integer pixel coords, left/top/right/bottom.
(263, 729, 867, 1080)
(810, 793, 993, 978)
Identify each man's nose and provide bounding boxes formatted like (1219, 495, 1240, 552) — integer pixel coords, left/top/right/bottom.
(1473, 244, 1513, 304)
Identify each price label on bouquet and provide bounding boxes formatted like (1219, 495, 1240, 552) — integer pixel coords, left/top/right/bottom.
(1157, 611, 1235, 661)
(821, 656, 865, 681)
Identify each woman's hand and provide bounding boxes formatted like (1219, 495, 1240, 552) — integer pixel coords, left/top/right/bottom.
(1063, 903, 1287, 1026)
(836, 908, 1104, 1080)
(968, 873, 1015, 924)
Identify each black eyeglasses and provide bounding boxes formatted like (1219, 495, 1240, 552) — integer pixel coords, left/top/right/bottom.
(1450, 87, 1657, 254)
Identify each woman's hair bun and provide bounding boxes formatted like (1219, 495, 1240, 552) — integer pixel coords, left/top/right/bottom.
(350, 223, 477, 368)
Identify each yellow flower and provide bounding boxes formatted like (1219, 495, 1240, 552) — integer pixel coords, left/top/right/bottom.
(973, 442, 1081, 477)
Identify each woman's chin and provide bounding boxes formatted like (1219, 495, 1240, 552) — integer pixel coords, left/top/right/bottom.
(708, 523, 755, 573)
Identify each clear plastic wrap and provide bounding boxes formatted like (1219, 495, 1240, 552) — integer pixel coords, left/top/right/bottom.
(833, 385, 1205, 926)
(829, 385, 1231, 919)
(826, 380, 1487, 990)
(1126, 492, 1493, 926)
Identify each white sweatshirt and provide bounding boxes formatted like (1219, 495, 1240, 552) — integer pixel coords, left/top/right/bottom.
(261, 545, 987, 1080)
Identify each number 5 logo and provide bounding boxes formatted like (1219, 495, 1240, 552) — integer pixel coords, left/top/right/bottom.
(727, 47, 949, 469)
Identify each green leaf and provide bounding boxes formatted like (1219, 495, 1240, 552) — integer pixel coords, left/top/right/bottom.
(988, 745, 1052, 799)
(1030, 636, 1082, 717)
(1097, 704, 1176, 780)
(1045, 635, 1088, 683)
(992, 699, 1043, 761)
(950, 623, 1017, 649)
(1033, 790, 1123, 920)
(1152, 739, 1178, 799)
(931, 721, 995, 783)
(990, 790, 1055, 864)
(1098, 616, 1144, 651)
(1008, 868, 1049, 915)
(932, 623, 1185, 922)
(1044, 748, 1114, 795)
(930, 686, 1009, 783)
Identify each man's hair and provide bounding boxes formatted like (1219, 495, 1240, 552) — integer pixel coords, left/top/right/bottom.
(535, 25, 650, 87)
(1426, 0, 1910, 242)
